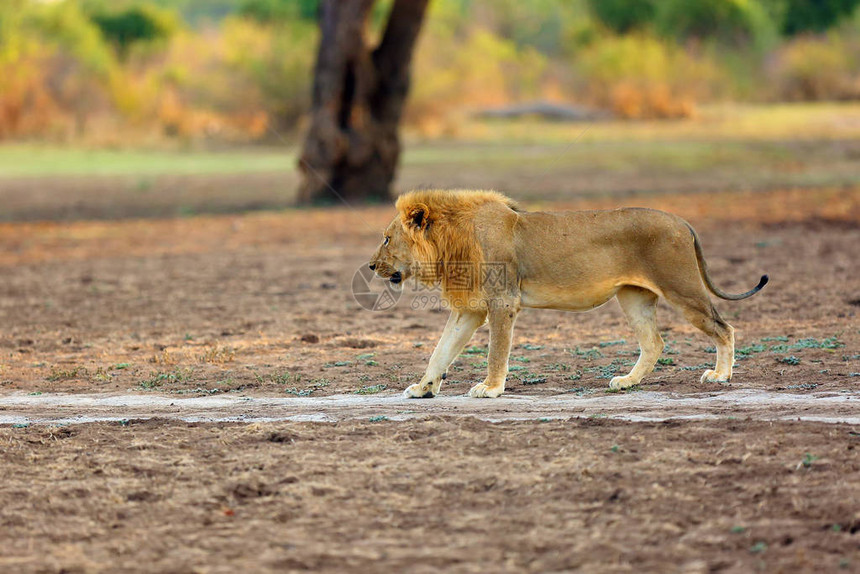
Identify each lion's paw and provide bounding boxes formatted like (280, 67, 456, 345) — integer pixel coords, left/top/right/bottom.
(609, 376, 639, 390)
(467, 382, 504, 398)
(700, 369, 730, 383)
(403, 383, 436, 399)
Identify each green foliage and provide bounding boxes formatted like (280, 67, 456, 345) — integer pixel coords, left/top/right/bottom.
(588, 0, 656, 33)
(780, 0, 860, 35)
(655, 0, 777, 48)
(472, 0, 586, 55)
(32, 1, 118, 79)
(238, 0, 318, 24)
(89, 4, 178, 56)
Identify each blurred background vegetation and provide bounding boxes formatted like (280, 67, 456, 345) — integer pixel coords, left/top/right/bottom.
(2, 0, 860, 144)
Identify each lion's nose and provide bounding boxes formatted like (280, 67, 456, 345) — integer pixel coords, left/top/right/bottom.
(369, 263, 377, 271)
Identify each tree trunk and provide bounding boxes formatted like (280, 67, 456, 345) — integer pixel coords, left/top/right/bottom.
(297, 0, 429, 204)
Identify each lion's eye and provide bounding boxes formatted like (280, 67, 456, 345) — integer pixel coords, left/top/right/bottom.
(383, 236, 390, 246)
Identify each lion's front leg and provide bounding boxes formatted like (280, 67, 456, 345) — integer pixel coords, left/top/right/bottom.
(468, 302, 518, 398)
(404, 310, 486, 398)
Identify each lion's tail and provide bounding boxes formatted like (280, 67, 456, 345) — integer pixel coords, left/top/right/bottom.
(687, 224, 768, 301)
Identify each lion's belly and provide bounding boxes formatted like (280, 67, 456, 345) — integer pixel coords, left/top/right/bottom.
(519, 279, 620, 311)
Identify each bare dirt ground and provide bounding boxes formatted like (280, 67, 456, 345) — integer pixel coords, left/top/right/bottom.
(2, 418, 859, 573)
(1, 186, 857, 399)
(1, 185, 859, 572)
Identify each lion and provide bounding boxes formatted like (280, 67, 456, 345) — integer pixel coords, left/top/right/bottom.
(368, 189, 768, 399)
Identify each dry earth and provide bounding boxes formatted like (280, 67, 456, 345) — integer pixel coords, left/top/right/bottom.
(1, 185, 859, 572)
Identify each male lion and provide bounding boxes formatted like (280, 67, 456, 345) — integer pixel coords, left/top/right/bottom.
(368, 190, 767, 398)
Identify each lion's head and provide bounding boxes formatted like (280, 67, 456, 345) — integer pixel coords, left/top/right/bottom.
(369, 189, 520, 305)
(368, 215, 416, 290)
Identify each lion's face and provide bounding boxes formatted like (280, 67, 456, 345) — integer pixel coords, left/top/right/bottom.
(368, 217, 415, 288)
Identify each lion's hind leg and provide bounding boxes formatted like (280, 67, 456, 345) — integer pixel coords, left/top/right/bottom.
(609, 286, 664, 390)
(665, 292, 735, 383)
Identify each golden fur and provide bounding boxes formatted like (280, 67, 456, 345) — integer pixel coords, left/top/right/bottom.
(369, 189, 767, 398)
(396, 190, 520, 308)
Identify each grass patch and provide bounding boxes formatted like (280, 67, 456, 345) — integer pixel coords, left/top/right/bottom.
(570, 347, 605, 361)
(0, 146, 296, 178)
(284, 379, 330, 397)
(770, 336, 845, 353)
(139, 368, 193, 390)
(462, 346, 487, 356)
(46, 367, 87, 381)
(197, 346, 235, 364)
(354, 384, 387, 395)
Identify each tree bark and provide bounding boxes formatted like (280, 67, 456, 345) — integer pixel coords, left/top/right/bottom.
(297, 0, 429, 204)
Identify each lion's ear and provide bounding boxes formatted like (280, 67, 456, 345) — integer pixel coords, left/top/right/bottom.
(404, 203, 430, 231)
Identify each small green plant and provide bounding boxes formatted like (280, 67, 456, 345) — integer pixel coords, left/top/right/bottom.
(284, 379, 329, 396)
(546, 363, 571, 372)
(139, 368, 192, 390)
(513, 356, 530, 363)
(354, 384, 387, 395)
(369, 415, 388, 422)
(731, 526, 746, 534)
(737, 344, 767, 357)
(112, 363, 131, 370)
(770, 336, 844, 353)
(657, 357, 675, 366)
(786, 383, 817, 390)
(463, 346, 487, 355)
(273, 372, 302, 385)
(521, 376, 547, 385)
(610, 444, 620, 453)
(522, 343, 544, 350)
(750, 541, 767, 554)
(598, 339, 626, 348)
(800, 452, 818, 468)
(323, 361, 352, 368)
(680, 363, 713, 371)
(571, 347, 605, 360)
(777, 355, 801, 365)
